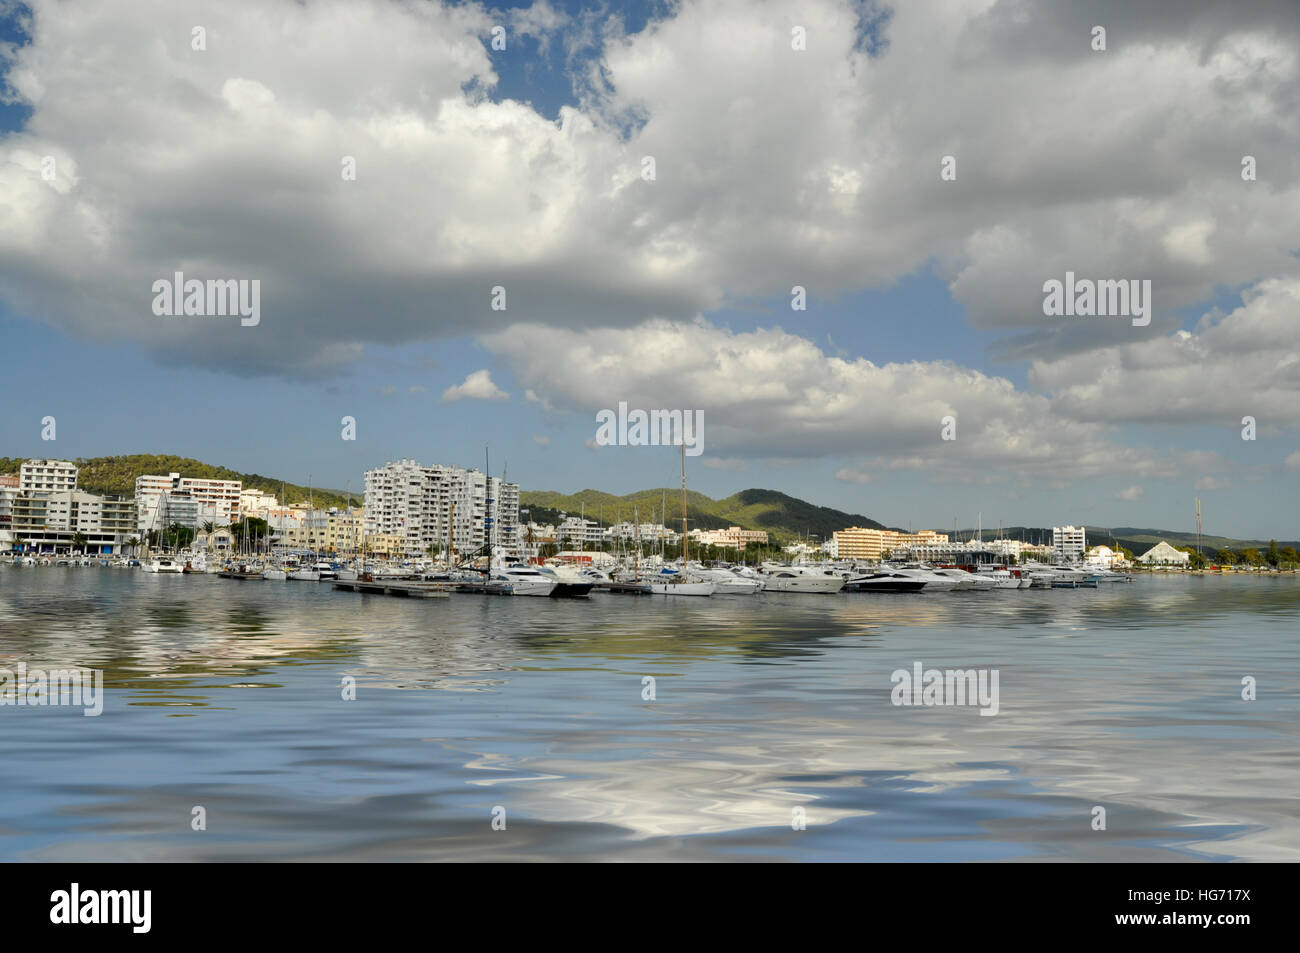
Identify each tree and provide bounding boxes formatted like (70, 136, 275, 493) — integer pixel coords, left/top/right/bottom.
(71, 531, 88, 555)
(1240, 548, 1262, 567)
(13, 534, 25, 554)
(126, 536, 141, 557)
(1281, 546, 1298, 568)
(1216, 548, 1237, 566)
(1267, 540, 1280, 568)
(1187, 550, 1207, 570)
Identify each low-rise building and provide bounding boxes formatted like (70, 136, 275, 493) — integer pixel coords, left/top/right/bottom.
(691, 526, 769, 549)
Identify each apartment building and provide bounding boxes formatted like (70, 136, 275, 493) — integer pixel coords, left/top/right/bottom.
(1052, 525, 1087, 563)
(19, 459, 78, 492)
(135, 472, 242, 531)
(280, 508, 364, 553)
(556, 517, 604, 548)
(10, 489, 137, 554)
(239, 488, 280, 517)
(363, 459, 520, 558)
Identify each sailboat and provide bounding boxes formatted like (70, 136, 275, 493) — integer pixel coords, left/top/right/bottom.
(647, 442, 714, 596)
(287, 477, 321, 580)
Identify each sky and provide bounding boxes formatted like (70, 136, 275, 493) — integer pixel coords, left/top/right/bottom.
(1, 0, 1298, 539)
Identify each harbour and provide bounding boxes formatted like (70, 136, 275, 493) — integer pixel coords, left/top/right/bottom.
(1, 566, 1296, 861)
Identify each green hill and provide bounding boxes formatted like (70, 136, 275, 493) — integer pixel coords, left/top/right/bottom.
(0, 454, 353, 509)
(521, 487, 892, 542)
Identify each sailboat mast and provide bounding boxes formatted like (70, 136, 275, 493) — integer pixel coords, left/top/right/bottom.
(680, 441, 688, 565)
(483, 447, 492, 570)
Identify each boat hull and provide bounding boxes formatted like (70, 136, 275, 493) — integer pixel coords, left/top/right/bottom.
(648, 580, 715, 596)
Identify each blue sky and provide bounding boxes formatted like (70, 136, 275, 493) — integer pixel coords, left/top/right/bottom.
(2, 0, 1297, 539)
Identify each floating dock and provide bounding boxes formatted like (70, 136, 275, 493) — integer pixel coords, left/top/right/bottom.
(333, 580, 451, 598)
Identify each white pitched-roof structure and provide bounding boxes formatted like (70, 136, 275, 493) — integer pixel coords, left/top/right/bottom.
(1137, 540, 1189, 564)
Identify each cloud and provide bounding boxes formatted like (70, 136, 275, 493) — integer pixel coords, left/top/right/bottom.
(703, 456, 746, 471)
(482, 317, 1172, 481)
(1030, 278, 1300, 426)
(1115, 485, 1144, 501)
(532, 434, 550, 447)
(441, 369, 508, 401)
(1286, 451, 1300, 471)
(835, 467, 872, 484)
(1, 0, 1297, 377)
(1194, 476, 1232, 491)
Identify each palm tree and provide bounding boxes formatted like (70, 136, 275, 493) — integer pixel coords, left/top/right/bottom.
(71, 531, 88, 555)
(13, 534, 25, 555)
(126, 536, 141, 557)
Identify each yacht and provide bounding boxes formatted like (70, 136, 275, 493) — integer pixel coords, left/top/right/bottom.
(538, 564, 595, 597)
(760, 565, 846, 593)
(646, 571, 715, 596)
(977, 567, 1029, 589)
(893, 567, 962, 591)
(287, 566, 321, 581)
(844, 570, 928, 593)
(262, 566, 288, 581)
(312, 561, 338, 580)
(697, 567, 764, 594)
(928, 567, 996, 590)
(143, 557, 184, 574)
(492, 565, 557, 596)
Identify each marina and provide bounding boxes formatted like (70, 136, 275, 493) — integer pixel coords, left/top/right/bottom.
(2, 565, 1296, 862)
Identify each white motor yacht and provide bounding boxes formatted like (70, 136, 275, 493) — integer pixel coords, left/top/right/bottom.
(928, 568, 996, 590)
(697, 568, 764, 594)
(647, 572, 716, 596)
(977, 567, 1029, 589)
(537, 563, 596, 597)
(143, 557, 184, 574)
(760, 565, 846, 593)
(492, 565, 557, 596)
(844, 570, 929, 593)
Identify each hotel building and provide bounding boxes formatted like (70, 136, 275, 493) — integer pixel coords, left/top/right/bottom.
(831, 527, 950, 562)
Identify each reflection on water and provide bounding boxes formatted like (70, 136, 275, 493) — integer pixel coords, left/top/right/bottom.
(0, 568, 1297, 860)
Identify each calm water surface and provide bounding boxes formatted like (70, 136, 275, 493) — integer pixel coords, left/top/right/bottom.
(1, 567, 1297, 861)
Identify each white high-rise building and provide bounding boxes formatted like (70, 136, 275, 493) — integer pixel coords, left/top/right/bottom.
(363, 459, 520, 559)
(1052, 525, 1087, 563)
